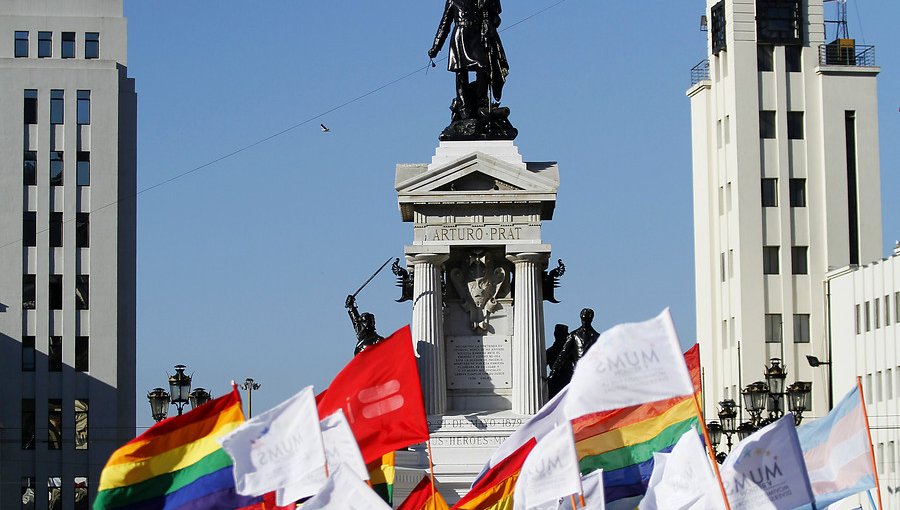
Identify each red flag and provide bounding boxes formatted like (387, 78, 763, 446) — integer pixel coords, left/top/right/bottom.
(451, 438, 536, 509)
(398, 475, 449, 510)
(236, 492, 295, 510)
(317, 325, 429, 463)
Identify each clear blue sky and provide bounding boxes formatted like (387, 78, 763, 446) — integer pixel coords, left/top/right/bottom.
(124, 1, 900, 429)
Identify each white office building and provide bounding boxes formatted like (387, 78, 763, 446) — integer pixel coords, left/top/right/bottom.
(687, 0, 883, 422)
(827, 245, 900, 506)
(0, 1, 136, 508)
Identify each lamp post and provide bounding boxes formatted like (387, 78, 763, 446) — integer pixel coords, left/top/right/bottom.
(807, 354, 834, 410)
(147, 365, 212, 423)
(241, 378, 261, 418)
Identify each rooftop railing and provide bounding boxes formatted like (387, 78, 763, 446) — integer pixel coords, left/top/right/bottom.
(691, 59, 710, 85)
(818, 42, 876, 67)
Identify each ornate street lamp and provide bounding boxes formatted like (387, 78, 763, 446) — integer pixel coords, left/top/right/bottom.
(737, 421, 756, 441)
(168, 365, 193, 416)
(786, 381, 813, 425)
(189, 388, 212, 409)
(742, 381, 769, 423)
(707, 421, 723, 449)
(147, 388, 170, 423)
(765, 358, 787, 415)
(241, 378, 261, 418)
(148, 365, 205, 423)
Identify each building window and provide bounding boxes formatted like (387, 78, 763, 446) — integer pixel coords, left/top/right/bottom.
(48, 477, 62, 510)
(785, 45, 802, 72)
(50, 151, 64, 186)
(756, 0, 802, 45)
(38, 31, 51, 57)
(24, 150, 37, 185)
(85, 32, 99, 59)
(765, 313, 782, 343)
(711, 0, 726, 54)
(875, 298, 881, 328)
(49, 336, 62, 371)
(758, 45, 774, 72)
(787, 112, 804, 139)
(763, 246, 780, 274)
(24, 89, 38, 124)
(762, 178, 778, 206)
(75, 399, 88, 450)
(77, 152, 90, 186)
(49, 275, 63, 310)
(50, 212, 63, 246)
(24, 212, 37, 247)
(22, 476, 35, 508)
(720, 253, 726, 282)
(76, 275, 89, 310)
(856, 304, 861, 334)
(48, 399, 62, 450)
(886, 295, 891, 325)
(76, 336, 89, 372)
(50, 90, 64, 124)
(896, 292, 900, 324)
(888, 369, 894, 400)
(865, 374, 873, 403)
(23, 274, 36, 310)
(75, 477, 89, 510)
(794, 314, 810, 343)
(22, 399, 35, 449)
(791, 246, 808, 274)
(77, 90, 90, 125)
(76, 213, 89, 248)
(865, 301, 871, 332)
(61, 32, 75, 59)
(877, 371, 883, 401)
(22, 336, 36, 371)
(789, 178, 806, 207)
(15, 31, 29, 57)
(760, 110, 777, 138)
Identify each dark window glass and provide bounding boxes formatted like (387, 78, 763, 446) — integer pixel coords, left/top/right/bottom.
(76, 213, 89, 248)
(22, 336, 36, 371)
(50, 212, 63, 247)
(886, 295, 891, 326)
(24, 89, 37, 124)
(75, 336, 88, 372)
(48, 477, 61, 510)
(765, 313, 783, 343)
(865, 302, 871, 332)
(23, 275, 36, 310)
(85, 32, 99, 59)
(38, 31, 51, 58)
(791, 246, 808, 274)
(24, 151, 37, 185)
(15, 31, 29, 57)
(788, 111, 804, 139)
(77, 152, 90, 186)
(785, 45, 802, 72)
(758, 45, 774, 72)
(61, 32, 75, 59)
(49, 276, 63, 310)
(762, 178, 778, 207)
(75, 399, 88, 450)
(22, 399, 35, 449)
(794, 314, 810, 343)
(50, 90, 64, 124)
(48, 399, 62, 449)
(789, 178, 806, 206)
(50, 152, 64, 186)
(760, 110, 777, 138)
(855, 304, 861, 334)
(75, 477, 88, 510)
(76, 275, 89, 310)
(77, 90, 90, 125)
(22, 476, 35, 508)
(756, 0, 802, 45)
(711, 1, 726, 54)
(24, 212, 37, 247)
(49, 337, 62, 372)
(763, 246, 780, 274)
(896, 292, 899, 324)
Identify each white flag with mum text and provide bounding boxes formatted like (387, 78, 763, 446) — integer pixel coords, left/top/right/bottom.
(300, 465, 391, 510)
(564, 309, 694, 419)
(639, 429, 723, 510)
(218, 386, 326, 499)
(513, 422, 583, 510)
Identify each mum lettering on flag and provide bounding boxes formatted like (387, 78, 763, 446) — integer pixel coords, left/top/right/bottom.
(639, 429, 722, 510)
(513, 423, 582, 510)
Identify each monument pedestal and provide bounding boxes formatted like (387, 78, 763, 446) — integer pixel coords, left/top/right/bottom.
(394, 140, 559, 505)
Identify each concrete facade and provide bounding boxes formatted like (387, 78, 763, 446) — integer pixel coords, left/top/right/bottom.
(827, 246, 900, 507)
(688, 0, 883, 422)
(0, 1, 136, 507)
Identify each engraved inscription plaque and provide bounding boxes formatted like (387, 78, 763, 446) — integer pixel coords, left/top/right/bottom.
(447, 335, 512, 389)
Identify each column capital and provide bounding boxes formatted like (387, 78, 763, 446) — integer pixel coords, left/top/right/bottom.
(407, 253, 450, 266)
(505, 252, 549, 265)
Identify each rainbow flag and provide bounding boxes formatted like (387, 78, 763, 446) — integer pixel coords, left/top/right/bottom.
(451, 439, 535, 510)
(571, 345, 702, 510)
(368, 451, 396, 506)
(94, 387, 261, 510)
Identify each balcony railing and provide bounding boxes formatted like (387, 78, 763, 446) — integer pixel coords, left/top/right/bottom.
(691, 59, 710, 85)
(818, 43, 876, 67)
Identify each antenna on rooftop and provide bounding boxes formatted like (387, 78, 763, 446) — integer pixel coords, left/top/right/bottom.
(824, 0, 850, 40)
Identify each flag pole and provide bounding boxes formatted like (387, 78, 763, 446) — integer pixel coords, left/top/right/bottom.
(427, 439, 437, 510)
(569, 494, 578, 510)
(692, 392, 732, 510)
(579, 494, 586, 507)
(858, 376, 884, 510)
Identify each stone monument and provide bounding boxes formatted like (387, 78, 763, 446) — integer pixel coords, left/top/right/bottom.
(392, 140, 559, 502)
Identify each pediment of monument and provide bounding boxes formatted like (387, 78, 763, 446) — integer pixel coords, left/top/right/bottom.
(395, 152, 559, 196)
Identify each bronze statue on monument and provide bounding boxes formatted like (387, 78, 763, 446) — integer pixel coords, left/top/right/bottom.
(547, 308, 600, 397)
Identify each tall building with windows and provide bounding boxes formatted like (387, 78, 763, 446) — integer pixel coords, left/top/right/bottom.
(0, 2, 136, 508)
(687, 0, 883, 423)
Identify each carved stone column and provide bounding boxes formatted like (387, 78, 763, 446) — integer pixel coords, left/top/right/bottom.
(410, 253, 450, 415)
(506, 252, 548, 414)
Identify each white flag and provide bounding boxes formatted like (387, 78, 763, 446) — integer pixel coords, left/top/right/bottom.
(579, 470, 606, 510)
(300, 465, 392, 510)
(277, 409, 369, 504)
(218, 386, 326, 499)
(720, 414, 815, 510)
(514, 422, 583, 510)
(639, 429, 723, 510)
(563, 309, 694, 419)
